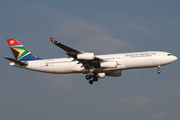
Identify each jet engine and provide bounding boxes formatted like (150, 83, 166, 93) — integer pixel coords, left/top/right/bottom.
(100, 61, 117, 68)
(77, 53, 95, 60)
(96, 73, 105, 78)
(105, 71, 122, 77)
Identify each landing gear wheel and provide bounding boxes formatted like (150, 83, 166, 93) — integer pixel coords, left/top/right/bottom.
(85, 75, 91, 80)
(93, 77, 98, 82)
(89, 80, 94, 84)
(157, 70, 161, 74)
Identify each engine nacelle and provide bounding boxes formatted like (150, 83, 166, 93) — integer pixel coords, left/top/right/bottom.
(96, 73, 105, 78)
(77, 53, 95, 60)
(105, 71, 122, 77)
(100, 61, 117, 68)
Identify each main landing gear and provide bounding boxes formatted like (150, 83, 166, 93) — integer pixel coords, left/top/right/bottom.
(157, 65, 161, 74)
(85, 74, 98, 85)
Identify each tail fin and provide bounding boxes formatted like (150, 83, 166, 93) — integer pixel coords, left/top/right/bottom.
(6, 39, 41, 61)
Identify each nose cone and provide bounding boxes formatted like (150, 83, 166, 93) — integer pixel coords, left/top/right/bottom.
(172, 56, 178, 62)
(154, 55, 177, 65)
(174, 56, 178, 61)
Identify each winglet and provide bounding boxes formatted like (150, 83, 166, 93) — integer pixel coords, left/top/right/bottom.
(50, 37, 58, 43)
(49, 37, 82, 54)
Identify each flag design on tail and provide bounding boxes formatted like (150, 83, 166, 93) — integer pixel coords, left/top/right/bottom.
(6, 39, 41, 61)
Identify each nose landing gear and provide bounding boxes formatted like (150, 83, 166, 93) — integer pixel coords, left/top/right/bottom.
(157, 65, 161, 74)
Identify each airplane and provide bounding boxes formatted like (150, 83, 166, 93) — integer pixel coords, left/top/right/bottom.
(4, 37, 178, 84)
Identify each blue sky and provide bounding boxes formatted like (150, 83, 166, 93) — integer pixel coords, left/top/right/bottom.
(1, 0, 180, 120)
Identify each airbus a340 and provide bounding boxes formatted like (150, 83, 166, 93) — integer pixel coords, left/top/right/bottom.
(4, 37, 177, 84)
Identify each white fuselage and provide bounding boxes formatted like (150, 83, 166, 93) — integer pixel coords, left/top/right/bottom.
(10, 51, 177, 74)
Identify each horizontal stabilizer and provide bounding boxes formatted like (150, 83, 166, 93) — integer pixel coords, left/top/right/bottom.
(4, 57, 28, 66)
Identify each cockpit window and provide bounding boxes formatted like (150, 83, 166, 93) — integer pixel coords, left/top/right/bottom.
(167, 54, 172, 56)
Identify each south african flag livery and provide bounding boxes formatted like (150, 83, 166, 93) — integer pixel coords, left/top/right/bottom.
(6, 39, 41, 61)
(50, 37, 58, 43)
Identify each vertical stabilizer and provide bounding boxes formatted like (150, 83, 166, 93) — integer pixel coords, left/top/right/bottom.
(6, 39, 41, 61)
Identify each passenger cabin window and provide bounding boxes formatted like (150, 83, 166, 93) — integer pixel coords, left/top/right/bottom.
(167, 54, 172, 56)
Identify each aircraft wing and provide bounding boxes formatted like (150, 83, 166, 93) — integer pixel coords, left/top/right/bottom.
(50, 37, 82, 58)
(50, 37, 104, 68)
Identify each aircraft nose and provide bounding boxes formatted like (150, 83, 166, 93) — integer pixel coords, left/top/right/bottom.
(175, 56, 178, 60)
(172, 56, 178, 62)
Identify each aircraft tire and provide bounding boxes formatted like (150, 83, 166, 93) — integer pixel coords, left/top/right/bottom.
(86, 75, 91, 80)
(89, 80, 93, 84)
(157, 70, 161, 74)
(93, 77, 98, 82)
